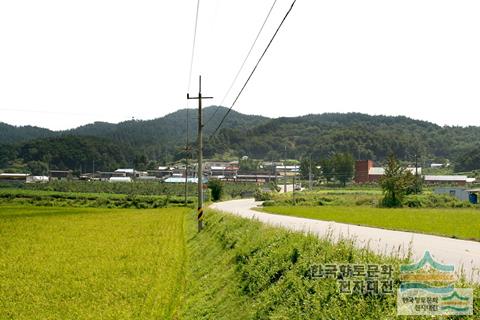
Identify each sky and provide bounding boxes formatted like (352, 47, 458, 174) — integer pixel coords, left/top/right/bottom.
(0, 0, 479, 130)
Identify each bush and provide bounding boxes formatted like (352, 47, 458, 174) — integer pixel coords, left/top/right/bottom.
(207, 179, 224, 201)
(402, 194, 475, 208)
(254, 190, 274, 201)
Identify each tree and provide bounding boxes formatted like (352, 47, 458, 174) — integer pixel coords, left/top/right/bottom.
(333, 153, 354, 186)
(207, 179, 224, 201)
(380, 154, 410, 207)
(319, 158, 334, 182)
(27, 161, 49, 175)
(299, 157, 319, 180)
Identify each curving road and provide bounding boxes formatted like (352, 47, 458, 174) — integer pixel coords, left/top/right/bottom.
(210, 198, 480, 283)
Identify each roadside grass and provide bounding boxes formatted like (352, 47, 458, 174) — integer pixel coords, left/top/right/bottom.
(261, 206, 480, 241)
(0, 205, 188, 319)
(182, 209, 479, 319)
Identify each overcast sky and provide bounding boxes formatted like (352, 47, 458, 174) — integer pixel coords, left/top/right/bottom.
(1, 0, 479, 130)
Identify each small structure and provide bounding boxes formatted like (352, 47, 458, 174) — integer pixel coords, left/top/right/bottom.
(355, 160, 421, 183)
(0, 173, 29, 182)
(98, 171, 126, 181)
(435, 187, 479, 204)
(275, 165, 300, 176)
(26, 176, 49, 183)
(235, 174, 278, 183)
(114, 169, 149, 178)
(164, 177, 201, 183)
(109, 177, 132, 183)
(49, 170, 73, 180)
(466, 188, 480, 204)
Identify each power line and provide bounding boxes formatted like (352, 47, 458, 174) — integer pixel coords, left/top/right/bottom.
(184, 0, 201, 206)
(204, 0, 278, 127)
(186, 0, 202, 146)
(209, 0, 297, 138)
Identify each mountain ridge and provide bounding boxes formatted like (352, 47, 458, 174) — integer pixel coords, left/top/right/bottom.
(1, 107, 479, 172)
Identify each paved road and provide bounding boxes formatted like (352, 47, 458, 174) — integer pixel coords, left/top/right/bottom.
(210, 198, 480, 283)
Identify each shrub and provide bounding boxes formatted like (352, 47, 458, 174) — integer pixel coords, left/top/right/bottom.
(207, 179, 224, 201)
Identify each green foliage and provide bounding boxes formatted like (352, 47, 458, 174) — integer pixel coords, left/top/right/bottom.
(332, 153, 354, 186)
(8, 180, 261, 201)
(17, 135, 132, 171)
(299, 157, 320, 181)
(0, 189, 193, 209)
(380, 155, 409, 207)
(238, 157, 260, 172)
(256, 189, 381, 207)
(319, 158, 334, 182)
(211, 113, 480, 166)
(207, 179, 224, 201)
(4, 111, 480, 171)
(182, 209, 415, 319)
(26, 160, 48, 175)
(254, 189, 275, 201)
(403, 193, 475, 208)
(456, 145, 480, 171)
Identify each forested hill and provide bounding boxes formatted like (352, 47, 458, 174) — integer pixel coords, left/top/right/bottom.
(0, 122, 56, 144)
(0, 106, 269, 146)
(1, 108, 480, 172)
(208, 113, 480, 170)
(66, 106, 269, 155)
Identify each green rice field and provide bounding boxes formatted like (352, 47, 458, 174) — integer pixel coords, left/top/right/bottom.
(261, 206, 480, 241)
(0, 205, 188, 319)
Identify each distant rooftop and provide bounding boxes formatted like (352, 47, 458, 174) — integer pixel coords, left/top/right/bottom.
(424, 175, 468, 181)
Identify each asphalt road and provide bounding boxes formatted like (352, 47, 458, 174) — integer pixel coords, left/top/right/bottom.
(210, 198, 480, 283)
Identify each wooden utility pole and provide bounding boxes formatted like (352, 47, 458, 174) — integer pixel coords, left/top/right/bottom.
(309, 155, 313, 189)
(283, 145, 287, 193)
(414, 153, 419, 194)
(184, 147, 191, 206)
(187, 76, 212, 232)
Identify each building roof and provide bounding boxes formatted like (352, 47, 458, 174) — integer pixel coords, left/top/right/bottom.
(0, 173, 29, 177)
(368, 167, 385, 175)
(109, 177, 132, 182)
(164, 177, 200, 183)
(115, 169, 134, 174)
(369, 167, 422, 176)
(424, 175, 468, 181)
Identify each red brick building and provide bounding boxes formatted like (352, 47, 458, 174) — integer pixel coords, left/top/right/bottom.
(355, 160, 422, 184)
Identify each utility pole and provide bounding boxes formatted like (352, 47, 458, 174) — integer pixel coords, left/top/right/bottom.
(414, 153, 419, 194)
(187, 75, 212, 232)
(184, 147, 191, 206)
(292, 160, 296, 205)
(309, 155, 313, 189)
(283, 145, 287, 193)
